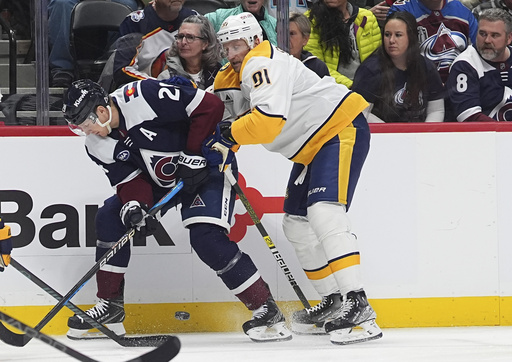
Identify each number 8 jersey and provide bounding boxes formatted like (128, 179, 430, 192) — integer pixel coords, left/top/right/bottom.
(447, 44, 512, 122)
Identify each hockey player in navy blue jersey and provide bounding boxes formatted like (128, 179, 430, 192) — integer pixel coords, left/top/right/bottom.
(447, 8, 512, 122)
(62, 77, 291, 342)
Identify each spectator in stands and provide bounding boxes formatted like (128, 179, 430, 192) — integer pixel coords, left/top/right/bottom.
(156, 15, 223, 89)
(446, 8, 512, 122)
(205, 0, 278, 46)
(113, 0, 198, 87)
(288, 12, 329, 77)
(304, 0, 382, 88)
(48, 0, 139, 88)
(388, 0, 478, 84)
(473, 0, 512, 18)
(354, 0, 392, 27)
(352, 11, 445, 122)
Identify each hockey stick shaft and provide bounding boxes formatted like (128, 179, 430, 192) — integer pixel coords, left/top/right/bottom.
(0, 310, 97, 361)
(0, 311, 181, 362)
(8, 257, 170, 347)
(225, 169, 311, 308)
(0, 181, 183, 347)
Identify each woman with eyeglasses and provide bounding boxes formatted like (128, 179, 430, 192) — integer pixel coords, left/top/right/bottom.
(157, 15, 223, 89)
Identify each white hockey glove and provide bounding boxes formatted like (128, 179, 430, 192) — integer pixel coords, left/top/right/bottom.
(119, 201, 158, 236)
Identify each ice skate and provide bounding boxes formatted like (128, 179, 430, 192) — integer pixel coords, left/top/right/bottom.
(324, 290, 382, 345)
(291, 293, 342, 335)
(242, 295, 293, 342)
(67, 296, 126, 340)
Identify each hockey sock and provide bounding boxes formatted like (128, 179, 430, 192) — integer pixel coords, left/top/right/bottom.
(235, 276, 270, 310)
(96, 270, 125, 299)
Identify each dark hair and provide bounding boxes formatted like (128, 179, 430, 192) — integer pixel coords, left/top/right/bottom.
(308, 0, 355, 64)
(376, 11, 427, 120)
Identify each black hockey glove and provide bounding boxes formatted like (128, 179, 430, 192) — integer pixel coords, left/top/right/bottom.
(0, 216, 12, 272)
(119, 201, 158, 236)
(202, 122, 238, 172)
(177, 151, 209, 194)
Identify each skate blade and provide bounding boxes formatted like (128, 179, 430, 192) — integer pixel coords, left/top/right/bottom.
(67, 323, 126, 340)
(291, 321, 327, 335)
(246, 322, 293, 342)
(329, 319, 383, 345)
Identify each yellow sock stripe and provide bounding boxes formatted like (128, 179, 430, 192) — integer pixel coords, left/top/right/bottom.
(304, 265, 332, 281)
(329, 252, 360, 274)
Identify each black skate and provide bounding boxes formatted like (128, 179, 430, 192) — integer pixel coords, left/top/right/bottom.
(242, 296, 292, 342)
(324, 290, 383, 345)
(67, 295, 126, 340)
(291, 293, 342, 335)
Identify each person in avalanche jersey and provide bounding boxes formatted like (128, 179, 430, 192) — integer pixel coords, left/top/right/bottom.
(113, 0, 198, 87)
(62, 77, 291, 343)
(447, 8, 512, 122)
(389, 0, 478, 84)
(352, 11, 445, 122)
(204, 12, 382, 345)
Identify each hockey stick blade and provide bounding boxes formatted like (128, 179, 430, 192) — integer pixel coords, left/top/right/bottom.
(1, 257, 172, 347)
(0, 310, 180, 362)
(225, 169, 311, 308)
(0, 180, 183, 347)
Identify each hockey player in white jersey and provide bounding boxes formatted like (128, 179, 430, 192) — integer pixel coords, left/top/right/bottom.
(203, 12, 383, 345)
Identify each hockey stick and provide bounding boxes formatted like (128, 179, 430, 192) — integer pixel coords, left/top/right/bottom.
(225, 169, 311, 308)
(0, 180, 183, 347)
(0, 310, 180, 362)
(6, 257, 171, 347)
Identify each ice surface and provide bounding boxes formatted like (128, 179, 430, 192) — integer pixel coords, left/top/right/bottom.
(3, 327, 512, 362)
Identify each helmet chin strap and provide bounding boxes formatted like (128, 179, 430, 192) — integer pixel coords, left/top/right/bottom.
(97, 105, 113, 134)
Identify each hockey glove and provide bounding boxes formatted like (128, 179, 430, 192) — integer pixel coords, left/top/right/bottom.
(119, 201, 158, 236)
(0, 216, 12, 272)
(176, 151, 209, 194)
(202, 122, 238, 172)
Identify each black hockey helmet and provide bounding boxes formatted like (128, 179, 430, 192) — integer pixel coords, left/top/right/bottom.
(63, 79, 109, 126)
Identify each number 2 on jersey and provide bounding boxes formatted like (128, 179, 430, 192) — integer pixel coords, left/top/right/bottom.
(158, 82, 180, 100)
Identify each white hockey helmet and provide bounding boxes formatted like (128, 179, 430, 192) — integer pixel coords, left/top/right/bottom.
(217, 12, 264, 49)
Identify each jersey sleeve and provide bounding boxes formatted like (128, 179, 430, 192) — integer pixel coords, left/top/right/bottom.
(446, 59, 481, 122)
(231, 53, 289, 145)
(186, 91, 225, 154)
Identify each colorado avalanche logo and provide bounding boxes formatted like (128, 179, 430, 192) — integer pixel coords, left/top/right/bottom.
(490, 87, 512, 121)
(393, 83, 423, 107)
(420, 23, 468, 73)
(130, 10, 145, 22)
(140, 149, 180, 188)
